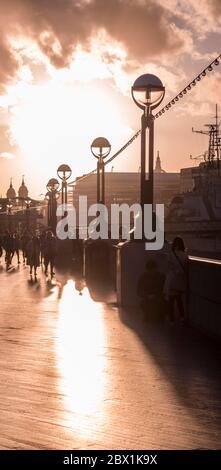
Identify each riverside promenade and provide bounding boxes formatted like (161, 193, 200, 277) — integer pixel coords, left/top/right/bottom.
(0, 261, 221, 450)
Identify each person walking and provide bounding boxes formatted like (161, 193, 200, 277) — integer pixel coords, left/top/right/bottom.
(12, 232, 20, 264)
(21, 231, 31, 264)
(44, 231, 57, 277)
(164, 237, 189, 324)
(3, 231, 14, 268)
(26, 235, 41, 279)
(39, 231, 46, 265)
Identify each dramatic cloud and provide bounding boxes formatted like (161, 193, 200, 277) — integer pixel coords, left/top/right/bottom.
(0, 0, 220, 196)
(0, 0, 192, 91)
(0, 37, 19, 92)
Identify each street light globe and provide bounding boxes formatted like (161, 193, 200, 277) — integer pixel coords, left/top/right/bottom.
(57, 164, 72, 181)
(132, 74, 165, 111)
(46, 178, 60, 193)
(91, 137, 111, 159)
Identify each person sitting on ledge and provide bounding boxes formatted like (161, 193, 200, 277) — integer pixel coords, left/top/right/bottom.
(137, 258, 165, 321)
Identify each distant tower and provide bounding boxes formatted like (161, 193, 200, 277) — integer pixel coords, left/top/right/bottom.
(154, 151, 166, 173)
(18, 175, 28, 199)
(6, 178, 16, 199)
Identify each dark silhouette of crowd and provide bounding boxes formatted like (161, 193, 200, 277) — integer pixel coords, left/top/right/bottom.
(0, 227, 189, 322)
(0, 229, 57, 281)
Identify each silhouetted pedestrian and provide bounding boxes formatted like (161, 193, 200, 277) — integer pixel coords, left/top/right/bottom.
(164, 237, 189, 324)
(39, 231, 46, 264)
(26, 235, 40, 279)
(21, 231, 31, 264)
(12, 232, 20, 264)
(44, 231, 57, 277)
(3, 231, 14, 267)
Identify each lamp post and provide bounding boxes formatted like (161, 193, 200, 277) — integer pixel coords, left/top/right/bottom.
(45, 191, 51, 227)
(25, 197, 31, 230)
(57, 164, 72, 206)
(91, 137, 111, 204)
(131, 74, 165, 235)
(6, 201, 13, 231)
(46, 178, 60, 233)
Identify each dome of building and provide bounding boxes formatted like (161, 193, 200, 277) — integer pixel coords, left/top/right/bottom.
(6, 178, 16, 199)
(18, 175, 28, 199)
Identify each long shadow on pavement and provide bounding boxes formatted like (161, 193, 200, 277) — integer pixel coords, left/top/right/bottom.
(119, 305, 221, 446)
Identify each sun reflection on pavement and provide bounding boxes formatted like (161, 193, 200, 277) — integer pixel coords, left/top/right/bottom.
(56, 279, 107, 422)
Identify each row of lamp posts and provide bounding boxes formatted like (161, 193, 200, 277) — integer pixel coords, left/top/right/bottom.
(45, 139, 112, 234)
(45, 73, 165, 238)
(90, 74, 165, 221)
(0, 74, 164, 235)
(45, 164, 72, 233)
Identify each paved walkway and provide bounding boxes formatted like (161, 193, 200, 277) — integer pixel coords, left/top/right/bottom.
(0, 260, 221, 450)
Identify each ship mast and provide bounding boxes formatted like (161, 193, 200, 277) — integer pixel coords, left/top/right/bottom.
(192, 104, 221, 165)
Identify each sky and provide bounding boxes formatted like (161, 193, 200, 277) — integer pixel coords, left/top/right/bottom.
(0, 0, 220, 198)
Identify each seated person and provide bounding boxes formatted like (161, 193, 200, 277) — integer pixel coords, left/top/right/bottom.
(137, 258, 165, 320)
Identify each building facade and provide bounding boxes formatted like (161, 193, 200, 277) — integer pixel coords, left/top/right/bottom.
(68, 160, 180, 226)
(0, 177, 46, 234)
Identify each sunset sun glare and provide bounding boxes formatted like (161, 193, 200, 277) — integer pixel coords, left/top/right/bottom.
(7, 58, 132, 186)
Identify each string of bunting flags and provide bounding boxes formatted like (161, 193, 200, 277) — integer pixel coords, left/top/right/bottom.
(154, 54, 221, 119)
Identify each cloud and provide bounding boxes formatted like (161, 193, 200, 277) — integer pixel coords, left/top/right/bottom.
(169, 70, 221, 117)
(207, 0, 221, 17)
(0, 152, 15, 160)
(0, 0, 219, 121)
(0, 36, 20, 92)
(0, 0, 193, 92)
(158, 0, 221, 37)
